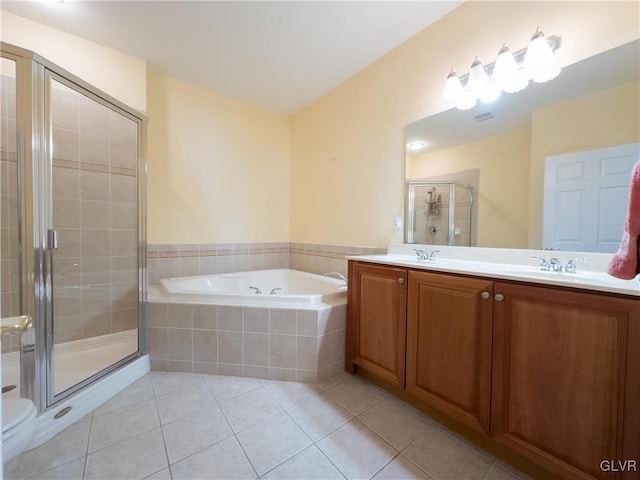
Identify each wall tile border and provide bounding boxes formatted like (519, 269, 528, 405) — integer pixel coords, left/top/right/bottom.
(147, 242, 386, 285)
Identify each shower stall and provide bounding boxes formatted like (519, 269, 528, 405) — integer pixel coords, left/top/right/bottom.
(406, 181, 474, 246)
(1, 42, 147, 439)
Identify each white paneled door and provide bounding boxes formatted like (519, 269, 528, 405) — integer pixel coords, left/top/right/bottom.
(543, 143, 640, 253)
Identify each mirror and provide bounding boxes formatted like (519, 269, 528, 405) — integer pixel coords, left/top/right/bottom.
(405, 39, 640, 252)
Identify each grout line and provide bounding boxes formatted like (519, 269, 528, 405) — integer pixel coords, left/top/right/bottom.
(81, 409, 95, 479)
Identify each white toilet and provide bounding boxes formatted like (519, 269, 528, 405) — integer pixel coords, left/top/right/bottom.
(2, 398, 37, 464)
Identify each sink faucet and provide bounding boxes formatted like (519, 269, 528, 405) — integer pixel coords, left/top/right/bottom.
(532, 255, 589, 273)
(549, 258, 564, 272)
(531, 256, 551, 271)
(323, 272, 347, 286)
(564, 258, 588, 274)
(414, 249, 439, 261)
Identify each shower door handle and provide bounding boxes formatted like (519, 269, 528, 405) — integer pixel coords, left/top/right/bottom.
(48, 229, 59, 250)
(0, 315, 33, 335)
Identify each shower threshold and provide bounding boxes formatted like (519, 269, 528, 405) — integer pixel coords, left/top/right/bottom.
(1, 329, 138, 399)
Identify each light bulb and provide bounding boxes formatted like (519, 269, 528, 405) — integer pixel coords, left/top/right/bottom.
(443, 69, 463, 100)
(524, 27, 560, 83)
(467, 57, 488, 98)
(492, 44, 529, 93)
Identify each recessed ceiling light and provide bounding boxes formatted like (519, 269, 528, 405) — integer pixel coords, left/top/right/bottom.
(408, 142, 426, 151)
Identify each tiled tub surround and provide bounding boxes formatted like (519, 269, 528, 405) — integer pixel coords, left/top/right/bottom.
(147, 301, 347, 382)
(148, 242, 386, 286)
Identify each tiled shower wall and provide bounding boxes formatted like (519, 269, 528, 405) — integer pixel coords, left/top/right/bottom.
(1, 68, 20, 354)
(148, 242, 386, 285)
(50, 80, 139, 346)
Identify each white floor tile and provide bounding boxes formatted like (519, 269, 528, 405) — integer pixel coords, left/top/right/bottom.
(150, 372, 204, 397)
(372, 455, 432, 480)
(325, 377, 386, 415)
(262, 445, 344, 480)
(170, 436, 256, 480)
(27, 458, 86, 480)
(162, 404, 233, 464)
(5, 419, 91, 480)
(142, 468, 173, 480)
(88, 397, 160, 453)
(156, 382, 214, 424)
(11, 371, 531, 480)
(286, 393, 353, 442)
(203, 374, 261, 402)
(357, 397, 428, 451)
(218, 386, 282, 432)
(93, 375, 155, 417)
(236, 412, 312, 476)
(262, 379, 321, 409)
(402, 425, 493, 480)
(317, 419, 397, 480)
(84, 428, 168, 480)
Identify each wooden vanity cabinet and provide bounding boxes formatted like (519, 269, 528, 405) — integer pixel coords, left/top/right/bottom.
(491, 282, 640, 480)
(346, 259, 640, 480)
(406, 270, 494, 433)
(346, 262, 407, 388)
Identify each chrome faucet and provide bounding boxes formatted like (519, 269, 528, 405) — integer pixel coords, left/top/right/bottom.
(532, 255, 588, 273)
(531, 256, 551, 271)
(564, 258, 588, 274)
(270, 287, 282, 295)
(249, 286, 262, 294)
(549, 258, 564, 272)
(415, 249, 439, 261)
(323, 272, 347, 286)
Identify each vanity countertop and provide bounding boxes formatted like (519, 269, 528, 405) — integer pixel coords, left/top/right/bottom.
(347, 244, 640, 297)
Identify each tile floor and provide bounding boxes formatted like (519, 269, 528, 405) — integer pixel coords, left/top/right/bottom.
(5, 371, 531, 480)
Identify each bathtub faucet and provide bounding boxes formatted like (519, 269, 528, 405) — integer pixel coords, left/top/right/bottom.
(249, 286, 262, 294)
(323, 272, 347, 286)
(270, 288, 282, 295)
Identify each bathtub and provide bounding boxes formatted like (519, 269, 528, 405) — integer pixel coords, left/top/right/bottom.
(160, 268, 347, 305)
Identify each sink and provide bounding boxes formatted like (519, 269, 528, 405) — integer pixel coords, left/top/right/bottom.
(495, 266, 623, 285)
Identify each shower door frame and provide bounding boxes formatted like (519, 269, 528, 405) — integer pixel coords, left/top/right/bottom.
(1, 42, 148, 412)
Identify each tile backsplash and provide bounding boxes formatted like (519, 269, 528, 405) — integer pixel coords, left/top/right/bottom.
(148, 242, 386, 285)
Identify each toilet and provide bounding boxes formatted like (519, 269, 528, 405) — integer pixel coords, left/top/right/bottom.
(2, 398, 37, 464)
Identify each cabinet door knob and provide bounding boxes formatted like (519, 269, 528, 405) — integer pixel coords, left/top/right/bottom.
(494, 293, 505, 302)
(398, 278, 405, 284)
(481, 291, 490, 299)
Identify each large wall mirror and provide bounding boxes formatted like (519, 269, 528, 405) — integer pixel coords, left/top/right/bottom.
(405, 39, 640, 253)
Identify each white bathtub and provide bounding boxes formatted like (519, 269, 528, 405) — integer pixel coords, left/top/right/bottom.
(160, 269, 347, 304)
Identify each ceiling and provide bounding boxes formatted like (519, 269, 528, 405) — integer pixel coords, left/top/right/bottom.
(1, 1, 462, 114)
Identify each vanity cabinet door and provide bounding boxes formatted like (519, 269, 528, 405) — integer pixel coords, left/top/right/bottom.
(406, 271, 494, 433)
(491, 282, 640, 480)
(346, 261, 407, 388)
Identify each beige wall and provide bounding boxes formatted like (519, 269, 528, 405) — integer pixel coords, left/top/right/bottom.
(290, 1, 639, 247)
(146, 70, 290, 244)
(409, 128, 531, 248)
(528, 80, 640, 248)
(0, 11, 146, 111)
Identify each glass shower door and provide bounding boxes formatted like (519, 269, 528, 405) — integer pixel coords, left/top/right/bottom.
(1, 56, 23, 398)
(48, 74, 140, 399)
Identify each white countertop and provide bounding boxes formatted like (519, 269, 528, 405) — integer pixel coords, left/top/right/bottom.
(347, 244, 640, 297)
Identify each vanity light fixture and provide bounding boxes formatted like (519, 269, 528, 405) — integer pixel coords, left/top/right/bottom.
(444, 27, 561, 111)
